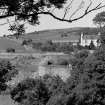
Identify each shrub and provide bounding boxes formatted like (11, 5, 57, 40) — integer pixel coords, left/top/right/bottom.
(57, 59, 69, 66)
(0, 59, 18, 92)
(32, 42, 42, 49)
(74, 50, 89, 59)
(10, 78, 49, 105)
(89, 40, 96, 50)
(21, 40, 27, 45)
(22, 39, 32, 45)
(6, 48, 15, 53)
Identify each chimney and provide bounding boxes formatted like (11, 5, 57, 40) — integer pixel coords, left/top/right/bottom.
(80, 32, 84, 46)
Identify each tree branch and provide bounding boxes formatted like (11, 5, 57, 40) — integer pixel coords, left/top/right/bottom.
(0, 1, 105, 24)
(69, 0, 84, 19)
(38, 11, 72, 22)
(38, 4, 105, 23)
(85, 0, 92, 13)
(63, 0, 74, 19)
(71, 4, 105, 22)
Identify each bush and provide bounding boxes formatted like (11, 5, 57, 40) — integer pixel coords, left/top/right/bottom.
(10, 78, 49, 105)
(6, 48, 15, 53)
(89, 40, 96, 50)
(21, 40, 27, 45)
(43, 75, 65, 95)
(74, 50, 89, 59)
(57, 59, 69, 66)
(32, 41, 74, 53)
(0, 59, 18, 92)
(22, 39, 32, 45)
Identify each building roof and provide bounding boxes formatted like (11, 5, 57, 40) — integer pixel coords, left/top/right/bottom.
(52, 33, 100, 43)
(83, 35, 99, 40)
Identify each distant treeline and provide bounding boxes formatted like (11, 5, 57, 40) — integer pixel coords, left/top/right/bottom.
(22, 39, 96, 53)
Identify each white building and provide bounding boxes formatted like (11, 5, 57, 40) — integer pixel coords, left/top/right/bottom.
(80, 32, 101, 47)
(51, 31, 101, 47)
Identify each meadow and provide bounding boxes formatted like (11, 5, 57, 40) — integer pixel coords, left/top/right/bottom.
(0, 37, 25, 53)
(21, 27, 99, 42)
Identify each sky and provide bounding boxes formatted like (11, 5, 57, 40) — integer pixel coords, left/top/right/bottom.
(0, 0, 105, 36)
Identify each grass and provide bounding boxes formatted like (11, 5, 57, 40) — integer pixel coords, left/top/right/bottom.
(0, 37, 25, 53)
(0, 37, 40, 53)
(21, 27, 99, 42)
(0, 95, 17, 105)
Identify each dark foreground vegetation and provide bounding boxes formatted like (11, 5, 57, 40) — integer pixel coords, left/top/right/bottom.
(0, 59, 18, 93)
(8, 31, 105, 105)
(0, 40, 104, 105)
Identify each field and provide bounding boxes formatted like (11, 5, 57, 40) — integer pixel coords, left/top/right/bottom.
(0, 37, 25, 53)
(0, 95, 17, 105)
(21, 27, 99, 42)
(0, 37, 40, 53)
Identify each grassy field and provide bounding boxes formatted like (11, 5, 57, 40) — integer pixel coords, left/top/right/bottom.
(0, 37, 40, 53)
(0, 38, 25, 53)
(21, 27, 99, 42)
(0, 95, 17, 105)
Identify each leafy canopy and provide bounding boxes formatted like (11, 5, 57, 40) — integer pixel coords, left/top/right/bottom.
(0, 0, 105, 25)
(8, 22, 25, 39)
(0, 0, 67, 24)
(93, 11, 105, 28)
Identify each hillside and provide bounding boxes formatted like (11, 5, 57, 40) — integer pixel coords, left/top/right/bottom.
(0, 38, 25, 53)
(21, 27, 99, 42)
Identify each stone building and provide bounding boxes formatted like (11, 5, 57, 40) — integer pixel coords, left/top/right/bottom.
(52, 32, 101, 47)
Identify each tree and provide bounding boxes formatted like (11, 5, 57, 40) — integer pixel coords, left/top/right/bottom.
(66, 50, 89, 89)
(22, 39, 33, 45)
(42, 75, 68, 105)
(42, 75, 65, 96)
(46, 93, 68, 105)
(89, 40, 95, 50)
(93, 11, 105, 28)
(10, 78, 49, 105)
(10, 74, 68, 105)
(75, 50, 105, 105)
(8, 22, 25, 39)
(6, 48, 15, 53)
(93, 12, 105, 47)
(58, 47, 105, 105)
(0, 0, 104, 25)
(0, 59, 18, 92)
(63, 40, 105, 105)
